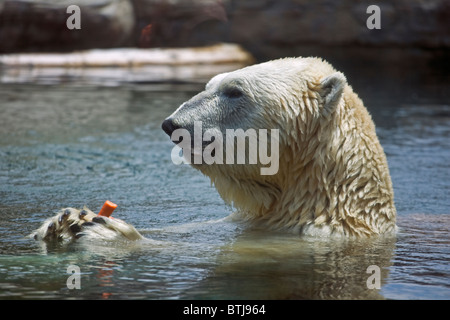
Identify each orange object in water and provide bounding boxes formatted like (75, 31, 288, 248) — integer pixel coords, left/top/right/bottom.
(98, 200, 117, 217)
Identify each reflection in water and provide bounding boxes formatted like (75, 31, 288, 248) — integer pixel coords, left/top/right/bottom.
(0, 221, 397, 300)
(0, 79, 448, 299)
(187, 229, 396, 299)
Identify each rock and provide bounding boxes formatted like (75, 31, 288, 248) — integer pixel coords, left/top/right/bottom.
(130, 0, 449, 59)
(0, 43, 254, 84)
(0, 43, 253, 67)
(0, 0, 135, 53)
(131, 0, 228, 48)
(0, 0, 448, 59)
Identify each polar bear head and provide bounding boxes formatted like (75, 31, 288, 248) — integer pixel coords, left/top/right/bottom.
(162, 57, 396, 236)
(162, 58, 344, 174)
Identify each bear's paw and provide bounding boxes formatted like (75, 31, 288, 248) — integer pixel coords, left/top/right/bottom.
(31, 207, 143, 243)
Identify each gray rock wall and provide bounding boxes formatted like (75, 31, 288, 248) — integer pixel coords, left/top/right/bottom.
(0, 0, 448, 59)
(0, 0, 135, 52)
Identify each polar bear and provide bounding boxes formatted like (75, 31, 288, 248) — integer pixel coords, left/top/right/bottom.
(162, 57, 397, 237)
(33, 57, 396, 243)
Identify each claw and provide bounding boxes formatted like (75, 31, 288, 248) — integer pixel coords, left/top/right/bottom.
(75, 233, 85, 239)
(59, 209, 71, 223)
(47, 221, 55, 232)
(92, 216, 106, 225)
(82, 222, 95, 227)
(69, 223, 82, 234)
(79, 209, 88, 219)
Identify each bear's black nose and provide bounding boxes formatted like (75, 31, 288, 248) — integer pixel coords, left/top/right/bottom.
(161, 118, 180, 136)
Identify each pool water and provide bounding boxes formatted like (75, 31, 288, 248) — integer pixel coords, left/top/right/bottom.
(0, 71, 448, 300)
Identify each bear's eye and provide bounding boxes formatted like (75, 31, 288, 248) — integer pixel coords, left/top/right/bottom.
(223, 87, 243, 99)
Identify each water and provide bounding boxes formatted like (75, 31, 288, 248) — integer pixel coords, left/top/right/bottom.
(0, 69, 449, 300)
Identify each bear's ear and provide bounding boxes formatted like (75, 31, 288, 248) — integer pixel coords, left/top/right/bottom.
(318, 72, 346, 115)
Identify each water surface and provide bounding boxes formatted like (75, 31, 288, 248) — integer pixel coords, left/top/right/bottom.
(0, 71, 448, 300)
